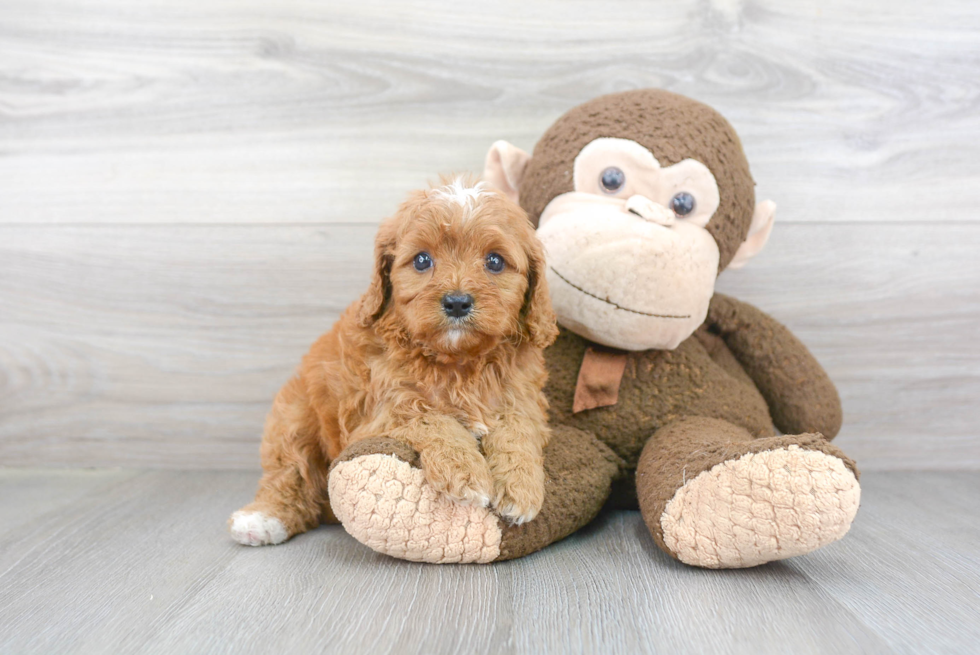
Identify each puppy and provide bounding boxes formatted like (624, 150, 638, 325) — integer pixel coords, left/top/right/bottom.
(230, 176, 559, 546)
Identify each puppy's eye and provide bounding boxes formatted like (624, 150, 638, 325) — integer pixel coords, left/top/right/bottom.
(671, 192, 696, 216)
(600, 167, 625, 194)
(413, 252, 432, 272)
(485, 252, 505, 274)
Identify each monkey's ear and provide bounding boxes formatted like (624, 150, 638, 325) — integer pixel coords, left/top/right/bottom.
(728, 200, 776, 270)
(357, 216, 399, 326)
(483, 140, 531, 205)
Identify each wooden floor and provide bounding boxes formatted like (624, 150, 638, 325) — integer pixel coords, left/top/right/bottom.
(0, 470, 976, 654)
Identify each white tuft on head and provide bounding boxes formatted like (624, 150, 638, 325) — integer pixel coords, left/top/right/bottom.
(434, 176, 489, 211)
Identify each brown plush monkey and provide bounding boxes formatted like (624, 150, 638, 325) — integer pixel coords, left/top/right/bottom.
(325, 90, 860, 567)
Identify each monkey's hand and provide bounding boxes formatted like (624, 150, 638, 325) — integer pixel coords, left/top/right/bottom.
(706, 293, 843, 439)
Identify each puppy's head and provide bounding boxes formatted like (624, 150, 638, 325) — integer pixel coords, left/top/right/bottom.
(358, 175, 557, 355)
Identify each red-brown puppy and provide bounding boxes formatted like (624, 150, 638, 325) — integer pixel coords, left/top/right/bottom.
(230, 176, 558, 546)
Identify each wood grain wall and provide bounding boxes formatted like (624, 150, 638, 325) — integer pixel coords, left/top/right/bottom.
(2, 0, 978, 469)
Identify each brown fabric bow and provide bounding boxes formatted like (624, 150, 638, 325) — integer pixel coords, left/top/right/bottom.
(572, 345, 629, 414)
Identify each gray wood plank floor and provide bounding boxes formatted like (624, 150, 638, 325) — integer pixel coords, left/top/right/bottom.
(0, 470, 976, 654)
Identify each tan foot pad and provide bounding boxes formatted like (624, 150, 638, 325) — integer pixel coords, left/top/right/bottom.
(328, 454, 502, 563)
(661, 445, 860, 568)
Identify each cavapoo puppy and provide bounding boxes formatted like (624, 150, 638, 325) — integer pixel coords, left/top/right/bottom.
(230, 176, 559, 546)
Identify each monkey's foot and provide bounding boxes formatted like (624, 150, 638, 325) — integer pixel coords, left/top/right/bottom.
(328, 438, 501, 563)
(658, 441, 860, 569)
(327, 428, 621, 564)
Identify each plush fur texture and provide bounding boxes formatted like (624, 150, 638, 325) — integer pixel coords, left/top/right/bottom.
(518, 89, 756, 271)
(637, 423, 860, 568)
(537, 191, 721, 351)
(327, 298, 856, 564)
(326, 427, 622, 562)
(229, 177, 558, 545)
(329, 447, 504, 563)
(323, 90, 860, 568)
(543, 295, 843, 479)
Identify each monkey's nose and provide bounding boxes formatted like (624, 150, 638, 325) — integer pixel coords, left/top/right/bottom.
(626, 195, 675, 227)
(442, 292, 474, 318)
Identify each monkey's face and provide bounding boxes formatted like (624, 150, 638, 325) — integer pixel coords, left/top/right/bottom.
(535, 138, 721, 350)
(483, 89, 776, 352)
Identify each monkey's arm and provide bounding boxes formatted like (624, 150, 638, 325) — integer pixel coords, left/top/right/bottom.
(706, 293, 843, 439)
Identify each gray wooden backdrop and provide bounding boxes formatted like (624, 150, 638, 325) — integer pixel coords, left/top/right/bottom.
(2, 0, 978, 470)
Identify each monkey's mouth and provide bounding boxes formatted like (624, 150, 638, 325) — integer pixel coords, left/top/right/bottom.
(548, 266, 690, 319)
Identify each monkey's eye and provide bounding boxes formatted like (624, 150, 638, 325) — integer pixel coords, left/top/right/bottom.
(671, 192, 696, 216)
(600, 167, 626, 194)
(413, 252, 433, 272)
(485, 252, 505, 274)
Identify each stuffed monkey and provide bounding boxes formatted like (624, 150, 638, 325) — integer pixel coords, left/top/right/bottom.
(325, 89, 860, 567)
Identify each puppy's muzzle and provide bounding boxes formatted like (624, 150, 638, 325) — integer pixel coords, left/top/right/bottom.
(441, 292, 474, 319)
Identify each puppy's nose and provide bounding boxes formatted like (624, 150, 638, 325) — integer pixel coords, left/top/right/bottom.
(442, 292, 474, 318)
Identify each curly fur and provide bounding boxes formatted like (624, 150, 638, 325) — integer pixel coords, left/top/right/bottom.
(230, 176, 559, 544)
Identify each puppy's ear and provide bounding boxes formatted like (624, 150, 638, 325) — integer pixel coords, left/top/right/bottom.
(358, 215, 399, 327)
(520, 231, 559, 349)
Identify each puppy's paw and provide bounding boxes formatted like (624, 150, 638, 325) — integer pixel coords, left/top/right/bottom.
(420, 447, 493, 508)
(491, 464, 545, 525)
(228, 510, 289, 547)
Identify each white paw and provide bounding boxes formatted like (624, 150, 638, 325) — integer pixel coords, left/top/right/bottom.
(229, 510, 289, 547)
